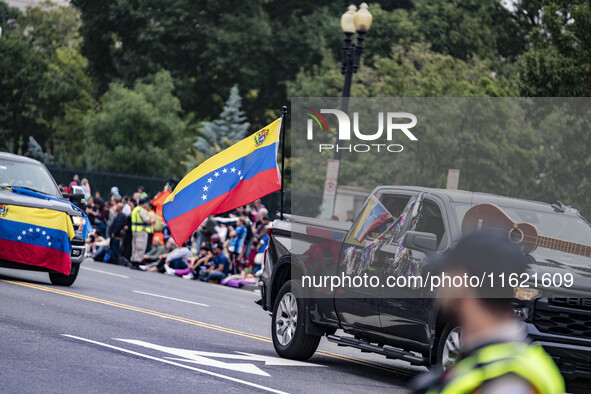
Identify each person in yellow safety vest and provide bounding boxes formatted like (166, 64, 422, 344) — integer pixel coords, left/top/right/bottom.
(130, 198, 154, 270)
(411, 231, 565, 394)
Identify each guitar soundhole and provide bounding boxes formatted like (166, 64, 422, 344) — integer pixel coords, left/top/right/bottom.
(508, 227, 524, 243)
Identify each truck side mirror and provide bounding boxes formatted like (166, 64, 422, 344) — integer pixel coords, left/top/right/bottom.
(71, 185, 85, 198)
(402, 231, 438, 253)
(63, 185, 86, 206)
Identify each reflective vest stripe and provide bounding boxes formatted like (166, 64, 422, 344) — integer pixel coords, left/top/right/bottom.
(131, 207, 152, 233)
(428, 343, 564, 394)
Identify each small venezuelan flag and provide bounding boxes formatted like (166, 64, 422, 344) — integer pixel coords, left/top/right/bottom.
(0, 204, 75, 275)
(163, 118, 282, 244)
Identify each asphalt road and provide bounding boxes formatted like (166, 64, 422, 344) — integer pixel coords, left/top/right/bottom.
(0, 259, 424, 393)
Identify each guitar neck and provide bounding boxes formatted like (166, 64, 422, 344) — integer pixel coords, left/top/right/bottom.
(537, 235, 591, 258)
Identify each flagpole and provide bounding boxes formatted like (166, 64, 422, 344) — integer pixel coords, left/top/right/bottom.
(280, 105, 287, 220)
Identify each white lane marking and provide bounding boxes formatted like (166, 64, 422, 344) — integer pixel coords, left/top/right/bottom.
(81, 266, 129, 278)
(117, 339, 269, 377)
(62, 335, 288, 394)
(115, 339, 323, 377)
(166, 352, 324, 367)
(132, 290, 209, 307)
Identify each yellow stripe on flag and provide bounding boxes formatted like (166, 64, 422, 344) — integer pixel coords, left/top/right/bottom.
(3, 205, 75, 240)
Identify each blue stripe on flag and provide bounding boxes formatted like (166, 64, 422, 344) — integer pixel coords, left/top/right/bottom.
(163, 143, 278, 221)
(0, 218, 71, 254)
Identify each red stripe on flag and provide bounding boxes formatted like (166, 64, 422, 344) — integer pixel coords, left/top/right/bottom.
(167, 168, 280, 244)
(0, 239, 71, 275)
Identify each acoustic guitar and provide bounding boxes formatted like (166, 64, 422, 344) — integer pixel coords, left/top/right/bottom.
(461, 203, 591, 257)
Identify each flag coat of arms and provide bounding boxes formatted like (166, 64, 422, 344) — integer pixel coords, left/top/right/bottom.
(163, 118, 282, 244)
(0, 204, 75, 275)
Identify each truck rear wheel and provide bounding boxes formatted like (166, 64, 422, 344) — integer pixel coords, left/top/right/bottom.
(49, 262, 80, 286)
(271, 280, 320, 360)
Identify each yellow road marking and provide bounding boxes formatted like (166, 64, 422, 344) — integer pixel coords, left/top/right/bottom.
(2, 279, 414, 376)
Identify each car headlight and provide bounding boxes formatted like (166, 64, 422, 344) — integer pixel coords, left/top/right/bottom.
(514, 287, 540, 301)
(72, 216, 85, 226)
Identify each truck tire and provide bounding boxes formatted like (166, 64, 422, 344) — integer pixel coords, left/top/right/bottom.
(49, 262, 80, 286)
(436, 322, 462, 370)
(271, 280, 321, 360)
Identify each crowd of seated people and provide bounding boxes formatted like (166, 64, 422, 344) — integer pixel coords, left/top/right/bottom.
(74, 173, 270, 289)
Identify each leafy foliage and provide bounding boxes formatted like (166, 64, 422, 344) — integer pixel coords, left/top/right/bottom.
(519, 1, 591, 96)
(16, 0, 81, 52)
(83, 70, 188, 177)
(194, 85, 250, 156)
(0, 33, 48, 150)
(25, 136, 53, 164)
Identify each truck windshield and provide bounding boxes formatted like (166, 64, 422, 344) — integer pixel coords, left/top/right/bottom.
(0, 158, 61, 197)
(453, 203, 591, 262)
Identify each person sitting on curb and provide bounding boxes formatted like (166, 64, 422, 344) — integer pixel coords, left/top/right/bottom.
(141, 236, 166, 265)
(170, 245, 213, 279)
(198, 244, 230, 282)
(145, 241, 192, 273)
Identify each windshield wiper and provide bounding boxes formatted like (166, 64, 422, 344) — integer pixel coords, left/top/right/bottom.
(1, 186, 49, 195)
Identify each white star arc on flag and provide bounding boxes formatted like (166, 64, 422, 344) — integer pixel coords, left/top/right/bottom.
(201, 194, 207, 201)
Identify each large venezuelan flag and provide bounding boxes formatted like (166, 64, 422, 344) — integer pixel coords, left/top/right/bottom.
(163, 118, 282, 244)
(0, 204, 75, 275)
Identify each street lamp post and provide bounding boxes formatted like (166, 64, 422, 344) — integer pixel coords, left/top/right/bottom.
(320, 3, 373, 219)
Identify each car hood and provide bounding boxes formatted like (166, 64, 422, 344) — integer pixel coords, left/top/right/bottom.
(0, 189, 79, 216)
(528, 252, 591, 295)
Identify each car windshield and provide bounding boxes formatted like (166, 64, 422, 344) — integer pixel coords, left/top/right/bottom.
(0, 158, 61, 197)
(453, 202, 591, 263)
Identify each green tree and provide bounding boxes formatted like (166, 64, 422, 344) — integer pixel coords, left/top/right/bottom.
(288, 44, 517, 99)
(288, 45, 525, 199)
(41, 46, 95, 167)
(0, 1, 94, 166)
(16, 0, 81, 52)
(362, 4, 419, 64)
(0, 0, 20, 23)
(414, 0, 526, 61)
(70, 1, 367, 130)
(83, 70, 188, 177)
(71, 0, 274, 121)
(519, 1, 591, 96)
(0, 33, 48, 151)
(535, 102, 591, 217)
(24, 136, 53, 164)
(194, 85, 250, 156)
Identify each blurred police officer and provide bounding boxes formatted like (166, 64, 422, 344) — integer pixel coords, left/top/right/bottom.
(412, 231, 564, 394)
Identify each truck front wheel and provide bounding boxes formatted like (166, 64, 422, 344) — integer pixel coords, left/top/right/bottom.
(271, 280, 320, 360)
(49, 262, 80, 286)
(436, 322, 462, 370)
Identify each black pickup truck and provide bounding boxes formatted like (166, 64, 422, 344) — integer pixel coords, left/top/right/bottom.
(257, 186, 591, 391)
(0, 152, 86, 286)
